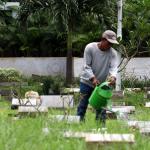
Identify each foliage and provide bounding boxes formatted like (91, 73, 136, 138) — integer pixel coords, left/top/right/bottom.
(0, 68, 21, 82)
(122, 0, 150, 57)
(1, 96, 150, 149)
(122, 74, 150, 89)
(41, 75, 66, 94)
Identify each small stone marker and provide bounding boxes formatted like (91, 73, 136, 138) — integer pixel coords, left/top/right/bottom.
(127, 121, 150, 129)
(146, 91, 150, 99)
(85, 134, 135, 143)
(140, 128, 150, 135)
(107, 106, 135, 117)
(40, 95, 74, 108)
(18, 106, 48, 113)
(125, 88, 141, 93)
(51, 115, 80, 123)
(112, 106, 135, 113)
(63, 88, 80, 93)
(145, 102, 150, 107)
(12, 98, 37, 106)
(64, 131, 94, 138)
(112, 90, 124, 99)
(64, 132, 135, 143)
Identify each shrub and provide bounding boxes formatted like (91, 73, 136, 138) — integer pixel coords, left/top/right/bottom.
(0, 68, 21, 82)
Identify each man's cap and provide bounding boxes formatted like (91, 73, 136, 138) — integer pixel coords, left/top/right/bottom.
(102, 30, 119, 44)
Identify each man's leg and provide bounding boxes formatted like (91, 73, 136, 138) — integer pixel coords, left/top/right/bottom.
(95, 108, 107, 127)
(77, 83, 94, 121)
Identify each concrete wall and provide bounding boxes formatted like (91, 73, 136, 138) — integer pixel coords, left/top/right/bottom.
(0, 57, 150, 79)
(0, 57, 66, 76)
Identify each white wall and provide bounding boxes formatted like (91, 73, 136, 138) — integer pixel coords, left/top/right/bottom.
(0, 57, 150, 79)
(0, 57, 66, 76)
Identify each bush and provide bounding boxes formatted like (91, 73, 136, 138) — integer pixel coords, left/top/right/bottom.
(0, 68, 21, 82)
(42, 75, 66, 94)
(121, 73, 150, 89)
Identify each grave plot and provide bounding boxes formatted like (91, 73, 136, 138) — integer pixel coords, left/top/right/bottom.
(127, 121, 150, 129)
(18, 106, 48, 116)
(64, 131, 135, 146)
(125, 88, 141, 93)
(106, 106, 135, 119)
(140, 128, 150, 135)
(144, 91, 150, 99)
(111, 90, 125, 106)
(63, 88, 80, 94)
(85, 133, 135, 144)
(50, 115, 80, 123)
(12, 98, 38, 106)
(40, 95, 74, 108)
(145, 102, 150, 107)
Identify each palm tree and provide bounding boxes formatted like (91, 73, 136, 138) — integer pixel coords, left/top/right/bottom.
(18, 0, 117, 85)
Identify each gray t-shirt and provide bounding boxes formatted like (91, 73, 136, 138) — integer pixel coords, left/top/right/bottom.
(80, 42, 118, 87)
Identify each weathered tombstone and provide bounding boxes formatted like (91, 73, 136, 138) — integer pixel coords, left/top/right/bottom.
(51, 115, 80, 123)
(112, 106, 135, 113)
(85, 134, 135, 144)
(18, 106, 48, 115)
(63, 88, 80, 93)
(144, 87, 150, 92)
(125, 88, 141, 93)
(64, 131, 135, 143)
(140, 128, 150, 135)
(12, 98, 37, 106)
(145, 102, 150, 107)
(127, 121, 150, 129)
(112, 90, 125, 106)
(144, 91, 150, 99)
(40, 95, 74, 108)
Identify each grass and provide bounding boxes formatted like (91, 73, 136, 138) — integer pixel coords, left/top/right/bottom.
(0, 92, 150, 150)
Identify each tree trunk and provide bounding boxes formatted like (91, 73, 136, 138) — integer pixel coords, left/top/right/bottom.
(116, 0, 123, 91)
(66, 26, 73, 86)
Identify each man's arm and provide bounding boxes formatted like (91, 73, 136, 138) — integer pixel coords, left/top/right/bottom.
(81, 45, 99, 86)
(109, 49, 119, 85)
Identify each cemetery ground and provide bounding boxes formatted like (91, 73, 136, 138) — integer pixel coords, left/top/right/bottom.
(0, 91, 150, 150)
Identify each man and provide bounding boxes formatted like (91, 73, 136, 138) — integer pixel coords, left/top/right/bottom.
(77, 30, 119, 124)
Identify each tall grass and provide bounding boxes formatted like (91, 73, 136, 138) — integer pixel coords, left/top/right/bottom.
(1, 92, 150, 150)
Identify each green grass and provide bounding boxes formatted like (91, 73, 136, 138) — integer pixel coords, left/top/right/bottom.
(0, 92, 150, 150)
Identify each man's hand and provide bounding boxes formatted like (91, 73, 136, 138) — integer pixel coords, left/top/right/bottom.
(90, 77, 100, 86)
(107, 76, 116, 85)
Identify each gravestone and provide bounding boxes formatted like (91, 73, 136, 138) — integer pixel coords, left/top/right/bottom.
(85, 134, 135, 144)
(18, 106, 48, 114)
(64, 131, 135, 143)
(146, 91, 150, 99)
(127, 121, 150, 129)
(140, 128, 150, 135)
(145, 102, 150, 107)
(112, 90, 125, 106)
(51, 115, 80, 123)
(40, 95, 74, 108)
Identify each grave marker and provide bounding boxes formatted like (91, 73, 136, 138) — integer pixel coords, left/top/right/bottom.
(40, 95, 74, 108)
(51, 115, 80, 123)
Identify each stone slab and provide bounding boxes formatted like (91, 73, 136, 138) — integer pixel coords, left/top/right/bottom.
(145, 102, 150, 107)
(64, 132, 134, 143)
(127, 121, 150, 129)
(40, 95, 74, 108)
(51, 115, 80, 123)
(63, 88, 80, 93)
(12, 98, 37, 106)
(145, 91, 150, 99)
(18, 106, 48, 113)
(125, 88, 141, 93)
(112, 106, 135, 113)
(112, 90, 124, 99)
(85, 134, 135, 143)
(108, 106, 135, 114)
(140, 128, 150, 135)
